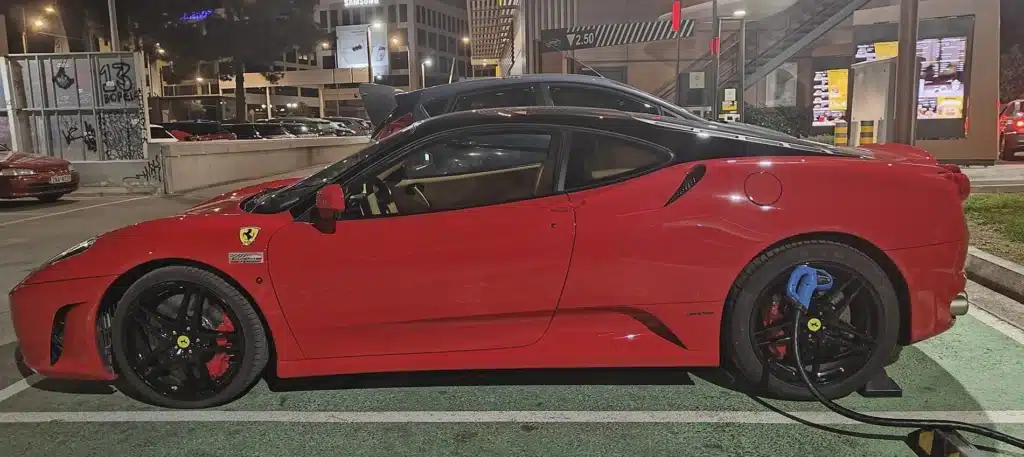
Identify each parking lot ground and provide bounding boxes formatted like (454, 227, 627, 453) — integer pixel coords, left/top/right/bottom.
(0, 281, 1022, 457)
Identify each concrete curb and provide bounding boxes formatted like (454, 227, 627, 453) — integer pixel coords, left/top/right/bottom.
(972, 184, 1024, 194)
(74, 186, 160, 197)
(966, 247, 1024, 304)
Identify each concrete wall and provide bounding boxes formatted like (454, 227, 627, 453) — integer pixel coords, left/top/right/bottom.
(156, 137, 369, 194)
(854, 0, 1000, 163)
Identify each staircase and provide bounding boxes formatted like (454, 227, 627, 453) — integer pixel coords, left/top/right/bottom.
(656, 0, 873, 103)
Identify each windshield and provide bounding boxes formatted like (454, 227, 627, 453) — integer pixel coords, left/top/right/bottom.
(248, 126, 412, 213)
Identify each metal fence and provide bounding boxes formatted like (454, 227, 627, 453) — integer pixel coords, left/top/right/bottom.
(0, 52, 150, 161)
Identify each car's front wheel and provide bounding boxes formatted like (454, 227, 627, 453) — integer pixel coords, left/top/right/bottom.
(724, 240, 900, 400)
(111, 266, 269, 408)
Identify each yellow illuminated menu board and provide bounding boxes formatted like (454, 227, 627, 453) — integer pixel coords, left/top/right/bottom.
(812, 69, 849, 127)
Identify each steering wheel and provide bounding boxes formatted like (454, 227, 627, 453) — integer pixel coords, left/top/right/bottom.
(366, 176, 398, 215)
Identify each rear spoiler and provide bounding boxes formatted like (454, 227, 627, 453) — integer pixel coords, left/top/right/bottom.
(359, 83, 405, 128)
(857, 143, 937, 164)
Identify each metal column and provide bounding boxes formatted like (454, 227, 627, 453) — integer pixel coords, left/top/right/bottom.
(710, 0, 720, 120)
(893, 0, 919, 144)
(738, 18, 746, 122)
(107, 0, 120, 50)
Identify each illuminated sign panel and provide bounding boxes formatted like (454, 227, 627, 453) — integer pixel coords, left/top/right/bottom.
(854, 37, 968, 120)
(343, 0, 380, 6)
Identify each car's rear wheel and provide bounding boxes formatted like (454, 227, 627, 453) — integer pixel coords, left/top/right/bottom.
(724, 240, 900, 400)
(111, 266, 269, 408)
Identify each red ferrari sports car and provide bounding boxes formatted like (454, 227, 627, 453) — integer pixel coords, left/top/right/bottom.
(10, 107, 971, 409)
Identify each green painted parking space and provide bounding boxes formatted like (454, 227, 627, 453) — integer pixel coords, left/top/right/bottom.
(2, 313, 1020, 414)
(5, 423, 1024, 457)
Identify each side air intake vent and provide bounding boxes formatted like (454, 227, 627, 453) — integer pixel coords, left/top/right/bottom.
(664, 164, 706, 207)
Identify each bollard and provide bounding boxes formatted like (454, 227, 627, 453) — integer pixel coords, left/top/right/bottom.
(834, 121, 849, 146)
(859, 120, 876, 145)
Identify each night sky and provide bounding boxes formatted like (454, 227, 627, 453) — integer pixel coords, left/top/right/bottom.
(1003, 0, 1024, 49)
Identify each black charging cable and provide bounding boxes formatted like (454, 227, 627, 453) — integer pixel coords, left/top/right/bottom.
(790, 308, 1024, 450)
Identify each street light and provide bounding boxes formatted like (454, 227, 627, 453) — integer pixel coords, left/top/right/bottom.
(43, 5, 56, 14)
(462, 36, 470, 44)
(421, 58, 433, 89)
(32, 19, 45, 29)
(320, 41, 331, 49)
(156, 48, 166, 55)
(732, 9, 747, 17)
(195, 76, 205, 82)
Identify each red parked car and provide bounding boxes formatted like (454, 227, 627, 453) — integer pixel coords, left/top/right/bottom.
(10, 107, 971, 409)
(162, 121, 238, 141)
(998, 100, 1024, 161)
(0, 147, 79, 201)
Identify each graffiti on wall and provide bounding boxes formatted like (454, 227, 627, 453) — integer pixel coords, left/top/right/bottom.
(59, 117, 97, 152)
(99, 62, 139, 104)
(99, 102, 147, 160)
(122, 154, 162, 187)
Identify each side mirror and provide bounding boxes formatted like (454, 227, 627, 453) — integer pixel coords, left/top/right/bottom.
(313, 184, 345, 234)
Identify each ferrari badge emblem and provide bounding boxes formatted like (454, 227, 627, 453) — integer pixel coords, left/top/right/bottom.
(176, 335, 191, 349)
(239, 227, 260, 246)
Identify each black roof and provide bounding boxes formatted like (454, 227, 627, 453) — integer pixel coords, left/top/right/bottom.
(409, 105, 851, 157)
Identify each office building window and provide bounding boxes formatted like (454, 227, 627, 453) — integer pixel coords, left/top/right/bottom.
(416, 5, 422, 23)
(323, 55, 336, 69)
(342, 9, 351, 25)
(375, 6, 384, 21)
(285, 50, 297, 63)
(329, 10, 338, 27)
(301, 88, 319, 98)
(439, 35, 447, 53)
(390, 28, 408, 50)
(390, 51, 409, 70)
(400, 4, 408, 22)
(417, 29, 427, 46)
(319, 11, 328, 28)
(388, 5, 396, 22)
(428, 32, 436, 49)
(352, 8, 362, 24)
(448, 36, 455, 53)
(392, 75, 410, 87)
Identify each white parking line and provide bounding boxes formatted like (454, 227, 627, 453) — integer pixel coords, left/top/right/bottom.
(969, 306, 1024, 345)
(0, 409, 1021, 424)
(0, 196, 150, 227)
(0, 374, 41, 404)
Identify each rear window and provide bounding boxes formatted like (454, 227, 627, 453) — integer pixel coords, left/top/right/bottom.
(150, 127, 174, 139)
(452, 86, 537, 112)
(255, 124, 288, 135)
(423, 98, 450, 116)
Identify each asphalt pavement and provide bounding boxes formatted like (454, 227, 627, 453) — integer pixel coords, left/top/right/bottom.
(2, 168, 1024, 456)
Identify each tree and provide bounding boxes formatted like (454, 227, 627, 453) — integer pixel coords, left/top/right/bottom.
(123, 0, 320, 120)
(1001, 45, 1024, 103)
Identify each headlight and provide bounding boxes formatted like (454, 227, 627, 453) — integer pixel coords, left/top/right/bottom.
(0, 168, 36, 176)
(46, 237, 97, 265)
(67, 164, 75, 172)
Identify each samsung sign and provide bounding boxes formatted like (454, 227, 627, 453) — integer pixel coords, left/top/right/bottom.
(343, 0, 380, 6)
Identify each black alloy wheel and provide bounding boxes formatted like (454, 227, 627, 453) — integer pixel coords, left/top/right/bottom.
(112, 266, 269, 408)
(725, 240, 900, 400)
(750, 263, 879, 388)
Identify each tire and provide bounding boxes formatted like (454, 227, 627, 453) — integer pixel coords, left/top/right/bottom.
(37, 194, 63, 203)
(724, 240, 900, 400)
(111, 266, 269, 409)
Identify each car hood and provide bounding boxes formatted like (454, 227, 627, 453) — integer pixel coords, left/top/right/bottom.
(188, 177, 302, 213)
(0, 152, 70, 170)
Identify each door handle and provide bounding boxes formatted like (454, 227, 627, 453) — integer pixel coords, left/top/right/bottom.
(548, 200, 584, 212)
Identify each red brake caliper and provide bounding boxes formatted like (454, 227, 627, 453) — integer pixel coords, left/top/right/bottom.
(205, 316, 235, 378)
(762, 294, 788, 359)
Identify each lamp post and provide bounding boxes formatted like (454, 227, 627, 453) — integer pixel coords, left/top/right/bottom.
(21, 4, 58, 53)
(421, 58, 433, 89)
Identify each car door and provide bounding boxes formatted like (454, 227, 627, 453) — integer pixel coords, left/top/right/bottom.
(267, 127, 575, 359)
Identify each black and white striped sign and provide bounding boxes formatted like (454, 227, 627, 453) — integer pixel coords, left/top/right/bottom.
(540, 19, 696, 52)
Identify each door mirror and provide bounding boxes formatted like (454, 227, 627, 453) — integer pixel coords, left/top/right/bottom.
(313, 184, 345, 234)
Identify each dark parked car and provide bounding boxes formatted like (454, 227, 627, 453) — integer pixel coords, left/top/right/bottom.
(360, 74, 706, 140)
(276, 123, 319, 138)
(162, 121, 237, 141)
(0, 145, 79, 202)
(267, 117, 356, 136)
(326, 117, 372, 135)
(225, 123, 297, 140)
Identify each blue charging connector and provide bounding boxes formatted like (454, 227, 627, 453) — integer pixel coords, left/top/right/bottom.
(786, 264, 834, 310)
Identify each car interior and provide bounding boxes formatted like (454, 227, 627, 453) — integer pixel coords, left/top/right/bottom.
(345, 133, 557, 217)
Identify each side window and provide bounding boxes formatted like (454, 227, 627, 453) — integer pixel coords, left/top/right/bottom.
(348, 132, 556, 217)
(564, 132, 671, 191)
(452, 86, 537, 112)
(423, 97, 450, 116)
(549, 85, 660, 115)
(150, 127, 175, 139)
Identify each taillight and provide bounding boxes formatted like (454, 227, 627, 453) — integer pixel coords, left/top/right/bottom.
(372, 113, 413, 140)
(939, 164, 971, 201)
(1015, 120, 1024, 133)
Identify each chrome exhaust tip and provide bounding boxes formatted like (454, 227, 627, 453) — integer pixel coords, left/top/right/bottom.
(950, 292, 970, 317)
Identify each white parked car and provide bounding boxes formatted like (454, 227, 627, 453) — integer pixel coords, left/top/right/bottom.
(149, 124, 179, 143)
